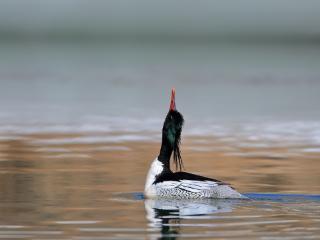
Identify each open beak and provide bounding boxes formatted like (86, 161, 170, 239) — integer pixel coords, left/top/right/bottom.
(170, 88, 176, 111)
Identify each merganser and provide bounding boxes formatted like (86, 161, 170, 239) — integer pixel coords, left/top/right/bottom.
(144, 88, 245, 199)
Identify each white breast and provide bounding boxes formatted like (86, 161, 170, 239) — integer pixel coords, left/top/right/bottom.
(144, 158, 164, 198)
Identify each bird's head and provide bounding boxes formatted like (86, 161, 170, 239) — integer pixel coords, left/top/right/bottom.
(162, 88, 184, 170)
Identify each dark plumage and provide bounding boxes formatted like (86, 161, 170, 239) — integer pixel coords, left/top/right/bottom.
(154, 171, 227, 185)
(159, 109, 184, 170)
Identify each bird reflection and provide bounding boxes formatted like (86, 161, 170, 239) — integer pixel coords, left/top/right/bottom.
(144, 198, 239, 240)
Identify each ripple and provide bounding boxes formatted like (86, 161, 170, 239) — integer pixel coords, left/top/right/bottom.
(0, 226, 26, 229)
(302, 148, 320, 153)
(35, 147, 71, 153)
(92, 146, 131, 151)
(0, 235, 32, 239)
(31, 135, 155, 145)
(79, 227, 157, 232)
(56, 221, 101, 225)
(163, 220, 300, 228)
(224, 151, 300, 159)
(0, 230, 62, 235)
(244, 193, 320, 201)
(45, 153, 90, 159)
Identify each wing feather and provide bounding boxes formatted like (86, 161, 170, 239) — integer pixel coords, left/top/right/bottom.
(155, 181, 181, 189)
(153, 171, 230, 194)
(155, 179, 221, 193)
(179, 180, 219, 193)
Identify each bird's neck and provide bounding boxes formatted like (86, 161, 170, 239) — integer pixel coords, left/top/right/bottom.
(158, 137, 172, 170)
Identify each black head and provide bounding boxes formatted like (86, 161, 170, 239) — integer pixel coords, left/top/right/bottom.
(160, 89, 184, 170)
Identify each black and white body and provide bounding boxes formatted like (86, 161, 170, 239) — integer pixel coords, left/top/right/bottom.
(144, 89, 246, 199)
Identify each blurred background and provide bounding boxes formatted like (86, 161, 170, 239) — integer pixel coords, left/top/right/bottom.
(0, 1, 320, 239)
(1, 0, 320, 122)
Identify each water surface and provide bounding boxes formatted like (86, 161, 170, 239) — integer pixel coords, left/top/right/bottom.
(0, 126, 320, 239)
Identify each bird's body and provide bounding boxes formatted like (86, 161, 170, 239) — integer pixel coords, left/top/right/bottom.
(144, 89, 246, 199)
(144, 158, 244, 199)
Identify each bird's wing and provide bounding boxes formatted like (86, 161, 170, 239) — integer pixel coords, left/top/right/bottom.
(154, 171, 230, 193)
(154, 180, 181, 189)
(154, 179, 222, 193)
(177, 180, 220, 193)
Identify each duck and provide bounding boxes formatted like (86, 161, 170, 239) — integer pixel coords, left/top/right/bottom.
(144, 88, 246, 199)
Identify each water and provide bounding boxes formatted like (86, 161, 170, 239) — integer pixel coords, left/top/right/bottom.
(0, 124, 320, 239)
(0, 41, 320, 239)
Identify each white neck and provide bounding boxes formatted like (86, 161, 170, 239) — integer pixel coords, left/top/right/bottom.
(144, 158, 164, 195)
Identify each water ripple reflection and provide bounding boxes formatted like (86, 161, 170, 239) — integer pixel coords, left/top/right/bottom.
(142, 194, 320, 239)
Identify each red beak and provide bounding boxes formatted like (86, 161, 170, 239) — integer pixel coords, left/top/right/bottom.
(170, 88, 176, 111)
